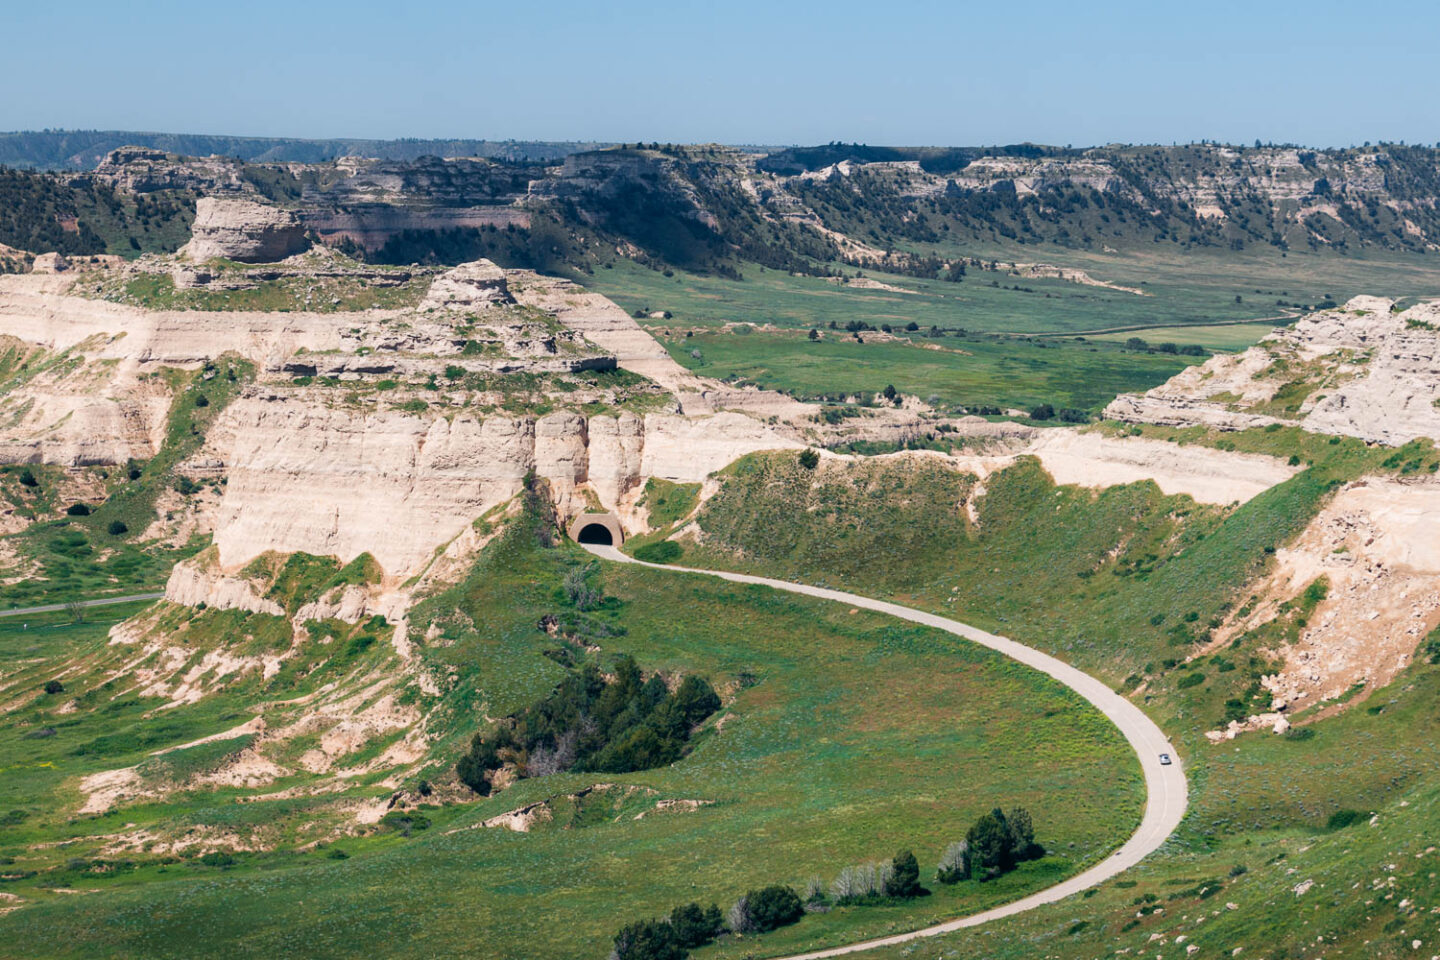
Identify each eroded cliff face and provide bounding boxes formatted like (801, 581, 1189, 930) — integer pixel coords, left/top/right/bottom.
(201, 397, 798, 580)
(1105, 296, 1440, 446)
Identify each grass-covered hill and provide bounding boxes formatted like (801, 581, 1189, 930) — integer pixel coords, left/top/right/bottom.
(626, 431, 1440, 958)
(0, 494, 1141, 960)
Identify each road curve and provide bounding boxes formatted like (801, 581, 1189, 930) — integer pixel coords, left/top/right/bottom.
(582, 543, 1187, 960)
(0, 592, 166, 618)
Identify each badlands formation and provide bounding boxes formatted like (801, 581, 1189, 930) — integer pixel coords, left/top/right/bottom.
(5, 203, 1438, 747)
(1108, 297, 1440, 737)
(0, 199, 1318, 612)
(1106, 295, 1440, 445)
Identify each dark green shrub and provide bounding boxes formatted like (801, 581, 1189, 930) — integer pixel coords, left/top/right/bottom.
(966, 809, 1014, 879)
(194, 394, 209, 408)
(1006, 807, 1044, 861)
(1326, 809, 1365, 830)
(668, 902, 723, 949)
(380, 810, 431, 835)
(612, 919, 685, 960)
(107, 520, 128, 536)
(1176, 672, 1206, 690)
(18, 468, 38, 488)
(65, 502, 91, 516)
(198, 851, 235, 867)
(884, 850, 922, 898)
(1028, 403, 1055, 421)
(44, 679, 64, 695)
(798, 448, 820, 470)
(746, 885, 804, 932)
(634, 541, 682, 564)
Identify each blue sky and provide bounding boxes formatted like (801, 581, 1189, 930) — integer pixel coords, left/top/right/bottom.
(6, 0, 1436, 147)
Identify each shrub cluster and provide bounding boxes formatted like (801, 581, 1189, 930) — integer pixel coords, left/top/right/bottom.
(611, 902, 724, 960)
(457, 656, 720, 794)
(936, 807, 1044, 883)
(830, 849, 923, 904)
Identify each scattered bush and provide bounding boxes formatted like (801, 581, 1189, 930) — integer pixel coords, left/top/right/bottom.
(1176, 672, 1206, 690)
(43, 679, 64, 695)
(194, 393, 209, 408)
(798, 449, 820, 470)
(65, 502, 91, 516)
(107, 520, 128, 536)
(1028, 403, 1055, 421)
(563, 563, 604, 610)
(198, 851, 235, 867)
(667, 903, 723, 949)
(18, 468, 38, 488)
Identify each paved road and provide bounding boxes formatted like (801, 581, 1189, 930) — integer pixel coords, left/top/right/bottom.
(583, 543, 1187, 959)
(0, 592, 165, 619)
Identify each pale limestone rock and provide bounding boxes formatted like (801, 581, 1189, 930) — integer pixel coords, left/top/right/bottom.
(419, 259, 513, 311)
(181, 197, 309, 263)
(588, 412, 645, 509)
(164, 562, 283, 617)
(31, 252, 69, 273)
(1107, 296, 1440, 446)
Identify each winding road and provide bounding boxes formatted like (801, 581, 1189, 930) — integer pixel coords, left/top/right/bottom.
(0, 592, 166, 619)
(582, 543, 1187, 960)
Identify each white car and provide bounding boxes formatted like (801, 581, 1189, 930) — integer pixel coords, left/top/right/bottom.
(1159, 753, 1173, 766)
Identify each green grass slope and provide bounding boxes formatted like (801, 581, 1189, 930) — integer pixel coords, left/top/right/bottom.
(0, 501, 1140, 960)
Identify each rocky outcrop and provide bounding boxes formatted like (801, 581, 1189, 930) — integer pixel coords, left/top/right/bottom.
(201, 399, 799, 580)
(1203, 479, 1440, 734)
(419, 259, 513, 311)
(181, 197, 310, 263)
(31, 252, 69, 273)
(164, 561, 284, 617)
(1106, 296, 1440, 446)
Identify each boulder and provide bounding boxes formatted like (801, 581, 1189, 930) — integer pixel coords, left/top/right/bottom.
(31, 252, 69, 273)
(181, 197, 309, 263)
(420, 259, 513, 311)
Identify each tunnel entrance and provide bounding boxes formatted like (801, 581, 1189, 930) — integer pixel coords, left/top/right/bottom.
(576, 523, 614, 545)
(566, 512, 624, 546)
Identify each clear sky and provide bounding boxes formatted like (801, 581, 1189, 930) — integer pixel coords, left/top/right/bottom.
(6, 0, 1436, 147)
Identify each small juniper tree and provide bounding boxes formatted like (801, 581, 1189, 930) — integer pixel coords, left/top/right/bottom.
(966, 808, 1014, 879)
(884, 850, 922, 898)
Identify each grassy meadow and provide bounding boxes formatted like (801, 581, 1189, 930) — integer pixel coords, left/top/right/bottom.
(662, 326, 1194, 412)
(0, 509, 1142, 960)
